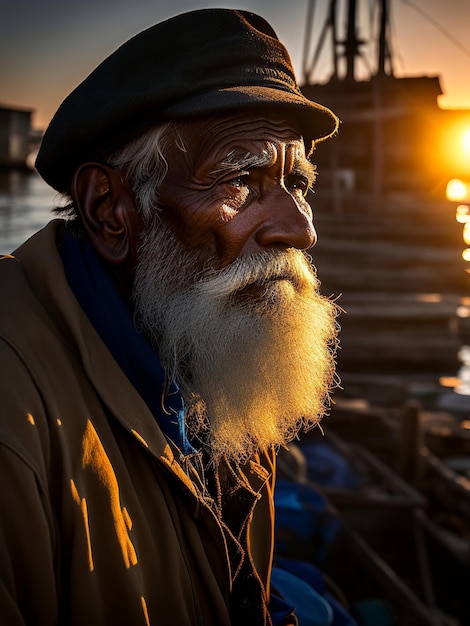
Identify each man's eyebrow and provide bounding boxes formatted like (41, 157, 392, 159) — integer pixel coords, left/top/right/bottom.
(211, 148, 317, 182)
(211, 149, 275, 176)
(291, 158, 317, 183)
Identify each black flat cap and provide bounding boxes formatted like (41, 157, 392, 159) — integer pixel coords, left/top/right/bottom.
(36, 8, 339, 193)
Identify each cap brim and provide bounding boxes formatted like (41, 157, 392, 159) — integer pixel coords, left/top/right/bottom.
(162, 85, 339, 143)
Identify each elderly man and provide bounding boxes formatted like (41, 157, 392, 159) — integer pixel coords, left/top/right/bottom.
(0, 9, 339, 626)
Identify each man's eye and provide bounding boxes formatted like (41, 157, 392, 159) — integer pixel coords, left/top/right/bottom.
(286, 175, 311, 196)
(225, 173, 249, 188)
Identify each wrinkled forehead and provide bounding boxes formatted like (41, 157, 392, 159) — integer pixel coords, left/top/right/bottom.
(177, 112, 309, 170)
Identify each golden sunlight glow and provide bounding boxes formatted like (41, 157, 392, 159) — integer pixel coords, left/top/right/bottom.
(457, 305, 470, 318)
(141, 597, 151, 626)
(456, 205, 470, 223)
(416, 294, 442, 303)
(462, 248, 470, 261)
(70, 479, 94, 572)
(81, 420, 138, 569)
(463, 130, 470, 155)
(440, 118, 470, 176)
(439, 376, 461, 388)
(464, 222, 470, 245)
(447, 179, 469, 202)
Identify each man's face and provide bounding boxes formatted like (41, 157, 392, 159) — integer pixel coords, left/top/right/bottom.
(132, 113, 338, 464)
(156, 113, 318, 270)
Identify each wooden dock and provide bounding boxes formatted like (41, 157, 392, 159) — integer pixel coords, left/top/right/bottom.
(311, 191, 468, 378)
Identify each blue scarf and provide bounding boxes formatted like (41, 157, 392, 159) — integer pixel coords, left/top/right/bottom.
(61, 231, 195, 455)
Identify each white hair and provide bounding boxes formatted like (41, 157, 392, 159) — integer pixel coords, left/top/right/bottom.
(54, 121, 182, 224)
(106, 121, 184, 221)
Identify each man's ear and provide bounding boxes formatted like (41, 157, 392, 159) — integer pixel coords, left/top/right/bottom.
(71, 162, 143, 268)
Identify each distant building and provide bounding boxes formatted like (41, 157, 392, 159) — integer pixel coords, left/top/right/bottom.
(0, 105, 33, 169)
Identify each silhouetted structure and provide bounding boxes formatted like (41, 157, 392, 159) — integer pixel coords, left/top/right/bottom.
(301, 0, 470, 199)
(0, 105, 33, 169)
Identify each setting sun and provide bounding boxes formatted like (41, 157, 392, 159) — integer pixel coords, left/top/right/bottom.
(440, 118, 470, 179)
(463, 130, 470, 155)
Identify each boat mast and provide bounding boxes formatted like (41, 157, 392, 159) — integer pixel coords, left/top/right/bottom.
(302, 0, 394, 83)
(377, 0, 394, 77)
(344, 0, 359, 82)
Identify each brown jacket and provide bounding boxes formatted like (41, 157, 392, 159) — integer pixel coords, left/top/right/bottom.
(0, 221, 276, 625)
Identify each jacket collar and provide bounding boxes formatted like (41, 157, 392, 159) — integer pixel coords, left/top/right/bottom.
(14, 221, 188, 464)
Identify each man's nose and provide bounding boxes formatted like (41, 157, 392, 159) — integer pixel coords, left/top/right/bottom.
(255, 188, 317, 250)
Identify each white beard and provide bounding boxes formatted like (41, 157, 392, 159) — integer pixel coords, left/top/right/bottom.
(132, 219, 339, 465)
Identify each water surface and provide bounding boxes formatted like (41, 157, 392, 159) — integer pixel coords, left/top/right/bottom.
(0, 170, 58, 254)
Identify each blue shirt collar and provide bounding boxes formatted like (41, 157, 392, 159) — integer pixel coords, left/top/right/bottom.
(61, 230, 195, 455)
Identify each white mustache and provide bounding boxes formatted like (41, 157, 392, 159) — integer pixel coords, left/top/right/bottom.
(196, 250, 317, 299)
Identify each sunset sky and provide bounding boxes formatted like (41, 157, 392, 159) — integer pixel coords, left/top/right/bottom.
(1, 0, 470, 130)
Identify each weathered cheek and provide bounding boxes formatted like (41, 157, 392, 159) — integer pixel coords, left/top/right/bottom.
(209, 211, 263, 267)
(161, 189, 211, 232)
(159, 185, 254, 267)
(174, 191, 247, 246)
